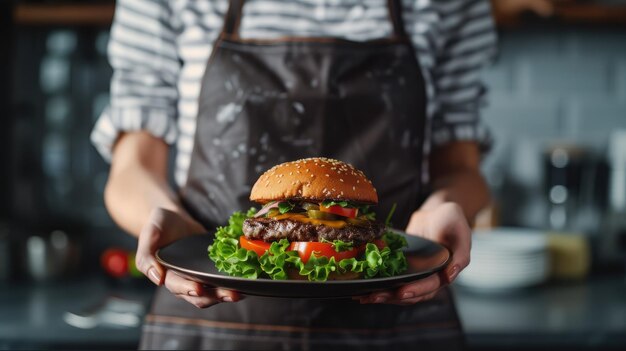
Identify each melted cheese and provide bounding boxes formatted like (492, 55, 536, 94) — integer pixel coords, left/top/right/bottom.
(272, 214, 347, 228)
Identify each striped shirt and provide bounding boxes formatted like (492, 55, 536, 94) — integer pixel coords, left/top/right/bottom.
(91, 0, 497, 186)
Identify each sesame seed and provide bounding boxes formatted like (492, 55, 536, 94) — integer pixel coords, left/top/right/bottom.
(339, 178, 344, 182)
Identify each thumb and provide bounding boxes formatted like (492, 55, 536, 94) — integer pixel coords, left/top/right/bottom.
(442, 220, 471, 284)
(136, 217, 165, 286)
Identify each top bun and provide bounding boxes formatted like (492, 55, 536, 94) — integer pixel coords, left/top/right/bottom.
(250, 158, 378, 204)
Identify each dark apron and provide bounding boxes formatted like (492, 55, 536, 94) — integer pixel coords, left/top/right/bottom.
(141, 0, 464, 349)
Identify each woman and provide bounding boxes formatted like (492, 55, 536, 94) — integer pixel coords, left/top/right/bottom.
(92, 0, 495, 349)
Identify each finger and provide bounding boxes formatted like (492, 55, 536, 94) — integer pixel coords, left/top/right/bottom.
(442, 265, 458, 286)
(179, 294, 220, 309)
(361, 291, 394, 304)
(405, 210, 424, 236)
(391, 287, 443, 305)
(446, 234, 471, 284)
(390, 296, 426, 305)
(396, 274, 441, 301)
(136, 223, 164, 285)
(137, 209, 179, 285)
(165, 271, 204, 297)
(164, 271, 243, 303)
(422, 290, 439, 301)
(355, 293, 379, 304)
(213, 288, 242, 302)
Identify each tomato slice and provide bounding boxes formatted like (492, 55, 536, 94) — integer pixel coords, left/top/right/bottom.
(289, 241, 359, 263)
(239, 236, 271, 256)
(319, 204, 358, 218)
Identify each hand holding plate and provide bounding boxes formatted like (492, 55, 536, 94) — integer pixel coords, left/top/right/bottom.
(357, 202, 470, 304)
(135, 208, 242, 308)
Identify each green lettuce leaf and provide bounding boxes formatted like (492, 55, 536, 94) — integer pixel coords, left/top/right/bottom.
(382, 230, 408, 251)
(208, 208, 262, 278)
(320, 238, 354, 252)
(359, 205, 376, 220)
(321, 200, 351, 208)
(208, 211, 409, 282)
(384, 203, 397, 227)
(277, 201, 295, 214)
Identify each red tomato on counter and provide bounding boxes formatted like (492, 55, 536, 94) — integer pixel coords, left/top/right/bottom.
(101, 248, 129, 278)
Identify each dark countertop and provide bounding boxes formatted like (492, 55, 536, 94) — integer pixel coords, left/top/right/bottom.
(1, 275, 625, 350)
(455, 275, 626, 350)
(0, 276, 153, 350)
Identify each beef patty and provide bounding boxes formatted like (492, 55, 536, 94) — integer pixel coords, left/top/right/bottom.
(242, 217, 385, 245)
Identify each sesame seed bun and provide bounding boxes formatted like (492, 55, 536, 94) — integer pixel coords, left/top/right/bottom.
(250, 157, 378, 204)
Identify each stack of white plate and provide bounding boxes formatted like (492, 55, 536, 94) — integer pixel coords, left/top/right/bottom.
(457, 228, 549, 291)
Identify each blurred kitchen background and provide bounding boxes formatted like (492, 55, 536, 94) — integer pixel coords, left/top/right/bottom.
(1, 0, 626, 350)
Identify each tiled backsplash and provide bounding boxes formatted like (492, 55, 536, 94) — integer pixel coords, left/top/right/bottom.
(479, 26, 626, 227)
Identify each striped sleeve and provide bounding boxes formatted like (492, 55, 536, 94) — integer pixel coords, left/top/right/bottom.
(430, 0, 497, 152)
(90, 0, 180, 161)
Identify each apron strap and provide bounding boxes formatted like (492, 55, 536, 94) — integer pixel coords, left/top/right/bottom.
(221, 0, 408, 40)
(222, 0, 244, 37)
(388, 0, 408, 39)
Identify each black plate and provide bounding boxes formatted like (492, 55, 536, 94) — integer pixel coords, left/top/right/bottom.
(156, 231, 450, 298)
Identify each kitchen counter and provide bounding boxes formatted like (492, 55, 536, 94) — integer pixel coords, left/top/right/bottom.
(0, 276, 153, 350)
(455, 275, 626, 350)
(1, 275, 625, 350)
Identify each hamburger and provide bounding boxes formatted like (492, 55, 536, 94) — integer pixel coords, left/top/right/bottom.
(208, 157, 408, 281)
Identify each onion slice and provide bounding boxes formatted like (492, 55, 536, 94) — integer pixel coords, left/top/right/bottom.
(254, 202, 279, 217)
